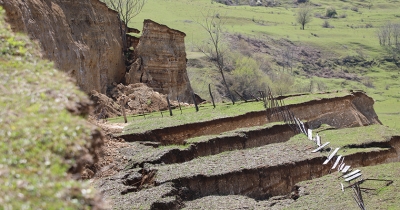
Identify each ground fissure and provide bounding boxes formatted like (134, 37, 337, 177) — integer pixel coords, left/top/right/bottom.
(93, 91, 400, 209)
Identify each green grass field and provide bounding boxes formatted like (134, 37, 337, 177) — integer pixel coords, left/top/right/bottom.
(128, 0, 400, 130)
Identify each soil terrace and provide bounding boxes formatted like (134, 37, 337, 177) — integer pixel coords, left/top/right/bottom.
(119, 91, 380, 145)
(93, 91, 399, 209)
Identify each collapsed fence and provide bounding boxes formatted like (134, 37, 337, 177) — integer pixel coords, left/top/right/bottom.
(264, 90, 393, 210)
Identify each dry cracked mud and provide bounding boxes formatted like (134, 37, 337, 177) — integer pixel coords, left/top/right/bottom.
(93, 91, 400, 209)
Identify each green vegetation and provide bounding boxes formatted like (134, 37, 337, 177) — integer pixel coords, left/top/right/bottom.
(112, 91, 351, 135)
(118, 100, 265, 134)
(129, 0, 400, 130)
(286, 162, 400, 210)
(0, 7, 99, 209)
(288, 124, 400, 156)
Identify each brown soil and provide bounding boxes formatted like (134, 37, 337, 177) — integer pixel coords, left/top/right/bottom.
(90, 83, 187, 120)
(119, 92, 381, 145)
(91, 92, 397, 210)
(88, 118, 131, 179)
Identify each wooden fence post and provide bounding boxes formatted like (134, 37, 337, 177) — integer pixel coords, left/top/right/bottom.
(209, 84, 216, 108)
(177, 97, 183, 114)
(167, 95, 173, 116)
(192, 92, 199, 112)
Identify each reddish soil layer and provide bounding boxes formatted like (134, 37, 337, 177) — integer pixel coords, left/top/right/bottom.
(120, 92, 380, 145)
(92, 92, 395, 210)
(126, 124, 295, 168)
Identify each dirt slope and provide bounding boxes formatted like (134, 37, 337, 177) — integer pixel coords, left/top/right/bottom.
(1, 0, 126, 94)
(0, 8, 105, 208)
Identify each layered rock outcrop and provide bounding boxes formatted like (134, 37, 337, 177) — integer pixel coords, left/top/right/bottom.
(126, 20, 193, 102)
(1, 0, 126, 94)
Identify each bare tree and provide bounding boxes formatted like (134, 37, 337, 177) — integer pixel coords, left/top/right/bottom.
(367, 0, 373, 10)
(102, 0, 147, 26)
(377, 22, 400, 47)
(393, 23, 400, 47)
(296, 3, 313, 30)
(279, 46, 295, 72)
(196, 11, 235, 104)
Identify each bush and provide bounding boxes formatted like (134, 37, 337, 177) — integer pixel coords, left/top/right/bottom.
(351, 7, 359, 12)
(362, 77, 375, 88)
(325, 6, 337, 18)
(339, 13, 347, 18)
(314, 13, 323, 18)
(231, 57, 269, 99)
(322, 20, 334, 28)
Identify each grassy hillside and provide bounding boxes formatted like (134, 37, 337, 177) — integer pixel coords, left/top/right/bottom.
(130, 0, 400, 129)
(0, 7, 103, 209)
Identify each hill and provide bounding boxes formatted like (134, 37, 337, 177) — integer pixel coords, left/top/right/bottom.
(130, 0, 400, 130)
(0, 6, 105, 209)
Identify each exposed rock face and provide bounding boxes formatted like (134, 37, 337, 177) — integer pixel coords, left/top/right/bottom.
(126, 20, 193, 102)
(1, 0, 126, 94)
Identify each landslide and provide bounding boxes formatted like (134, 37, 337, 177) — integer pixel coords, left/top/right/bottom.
(93, 91, 396, 209)
(0, 7, 106, 209)
(90, 83, 183, 119)
(95, 125, 400, 209)
(119, 91, 381, 145)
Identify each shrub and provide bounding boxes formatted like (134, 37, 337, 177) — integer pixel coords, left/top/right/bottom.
(351, 7, 359, 12)
(362, 77, 375, 88)
(339, 13, 347, 18)
(325, 6, 337, 18)
(322, 20, 334, 28)
(231, 57, 269, 99)
(365, 23, 373, 28)
(314, 13, 323, 18)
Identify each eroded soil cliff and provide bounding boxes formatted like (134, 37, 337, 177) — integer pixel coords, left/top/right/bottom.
(1, 0, 126, 94)
(126, 20, 193, 102)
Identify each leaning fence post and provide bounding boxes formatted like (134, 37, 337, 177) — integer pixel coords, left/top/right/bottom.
(192, 92, 199, 112)
(138, 98, 146, 119)
(234, 90, 248, 102)
(167, 95, 173, 116)
(177, 97, 183, 114)
(209, 84, 216, 108)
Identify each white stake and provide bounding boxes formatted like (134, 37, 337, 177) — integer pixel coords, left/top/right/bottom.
(323, 147, 340, 165)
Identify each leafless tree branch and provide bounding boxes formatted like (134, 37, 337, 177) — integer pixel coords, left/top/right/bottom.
(102, 0, 147, 26)
(195, 11, 235, 104)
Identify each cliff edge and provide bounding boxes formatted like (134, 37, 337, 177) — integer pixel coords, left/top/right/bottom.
(1, 0, 126, 94)
(126, 20, 194, 102)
